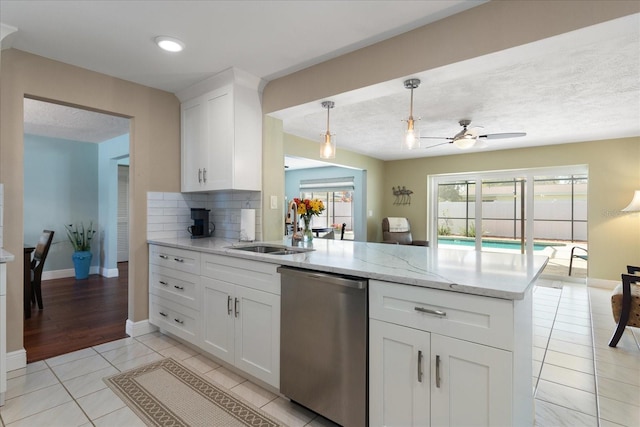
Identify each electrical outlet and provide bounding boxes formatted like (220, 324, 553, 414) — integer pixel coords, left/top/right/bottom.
(270, 195, 278, 209)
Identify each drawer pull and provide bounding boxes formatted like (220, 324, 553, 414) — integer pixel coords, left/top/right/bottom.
(235, 297, 239, 318)
(159, 281, 168, 286)
(414, 306, 447, 317)
(159, 311, 168, 317)
(159, 254, 168, 259)
(227, 295, 233, 315)
(417, 350, 423, 382)
(174, 285, 184, 290)
(174, 257, 184, 263)
(436, 355, 441, 388)
(174, 318, 184, 324)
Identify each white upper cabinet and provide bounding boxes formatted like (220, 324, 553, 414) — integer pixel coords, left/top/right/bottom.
(178, 68, 263, 192)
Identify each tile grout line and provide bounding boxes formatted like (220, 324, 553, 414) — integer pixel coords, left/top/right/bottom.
(587, 286, 602, 427)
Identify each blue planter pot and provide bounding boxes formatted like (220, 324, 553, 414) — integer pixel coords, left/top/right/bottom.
(72, 251, 92, 280)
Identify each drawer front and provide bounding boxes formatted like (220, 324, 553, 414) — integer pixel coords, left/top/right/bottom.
(370, 280, 514, 350)
(201, 253, 280, 295)
(149, 294, 199, 345)
(149, 265, 200, 310)
(149, 244, 200, 275)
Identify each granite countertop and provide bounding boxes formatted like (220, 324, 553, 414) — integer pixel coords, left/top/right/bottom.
(148, 237, 548, 300)
(0, 248, 15, 263)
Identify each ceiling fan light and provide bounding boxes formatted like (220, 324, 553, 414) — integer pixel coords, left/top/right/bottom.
(453, 135, 476, 149)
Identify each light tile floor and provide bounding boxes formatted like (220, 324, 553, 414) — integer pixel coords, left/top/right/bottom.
(1, 281, 638, 427)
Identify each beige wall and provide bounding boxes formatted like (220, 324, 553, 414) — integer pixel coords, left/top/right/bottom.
(383, 138, 640, 281)
(283, 133, 385, 241)
(0, 49, 181, 353)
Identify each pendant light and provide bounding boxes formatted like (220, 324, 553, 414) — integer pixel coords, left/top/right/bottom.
(320, 101, 336, 159)
(402, 79, 421, 149)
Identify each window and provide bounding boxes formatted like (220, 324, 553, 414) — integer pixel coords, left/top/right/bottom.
(300, 177, 354, 239)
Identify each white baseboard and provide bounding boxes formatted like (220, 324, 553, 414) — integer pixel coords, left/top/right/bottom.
(100, 267, 119, 278)
(587, 277, 618, 290)
(42, 266, 105, 281)
(125, 319, 157, 337)
(6, 349, 26, 372)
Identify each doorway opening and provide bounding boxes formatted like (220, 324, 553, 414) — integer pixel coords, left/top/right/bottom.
(430, 166, 588, 279)
(23, 98, 131, 361)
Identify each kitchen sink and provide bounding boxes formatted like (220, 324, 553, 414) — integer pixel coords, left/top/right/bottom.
(227, 244, 314, 256)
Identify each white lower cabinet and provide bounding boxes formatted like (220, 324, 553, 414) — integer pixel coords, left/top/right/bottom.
(201, 276, 280, 387)
(370, 319, 512, 427)
(370, 319, 430, 427)
(370, 279, 524, 427)
(148, 245, 280, 389)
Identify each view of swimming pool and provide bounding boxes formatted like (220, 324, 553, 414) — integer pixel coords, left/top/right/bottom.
(438, 238, 562, 251)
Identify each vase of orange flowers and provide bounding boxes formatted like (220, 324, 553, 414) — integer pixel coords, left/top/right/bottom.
(294, 197, 325, 242)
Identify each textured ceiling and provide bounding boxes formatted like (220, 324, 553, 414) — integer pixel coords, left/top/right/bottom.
(280, 14, 640, 161)
(23, 99, 130, 143)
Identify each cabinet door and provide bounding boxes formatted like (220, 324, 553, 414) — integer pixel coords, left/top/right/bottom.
(181, 96, 208, 192)
(370, 319, 430, 427)
(204, 88, 233, 190)
(234, 285, 280, 388)
(431, 334, 512, 427)
(201, 277, 235, 365)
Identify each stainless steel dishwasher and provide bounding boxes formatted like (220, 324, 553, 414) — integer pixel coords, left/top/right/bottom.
(278, 266, 368, 427)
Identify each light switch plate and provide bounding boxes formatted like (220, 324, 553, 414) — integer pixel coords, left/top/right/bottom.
(270, 195, 278, 209)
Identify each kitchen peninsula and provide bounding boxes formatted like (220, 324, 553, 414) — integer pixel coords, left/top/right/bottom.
(148, 237, 547, 426)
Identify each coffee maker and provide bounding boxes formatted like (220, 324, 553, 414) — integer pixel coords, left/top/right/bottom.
(188, 208, 214, 238)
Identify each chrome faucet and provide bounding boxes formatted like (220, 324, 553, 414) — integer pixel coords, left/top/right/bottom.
(289, 200, 302, 246)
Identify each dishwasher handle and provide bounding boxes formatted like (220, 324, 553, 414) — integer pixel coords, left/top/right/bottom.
(277, 267, 367, 289)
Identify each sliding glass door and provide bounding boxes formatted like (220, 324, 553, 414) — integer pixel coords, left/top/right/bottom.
(430, 166, 588, 272)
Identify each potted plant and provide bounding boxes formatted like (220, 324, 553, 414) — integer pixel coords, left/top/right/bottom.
(65, 222, 96, 279)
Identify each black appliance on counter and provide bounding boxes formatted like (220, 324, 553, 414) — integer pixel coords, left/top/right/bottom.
(188, 208, 214, 238)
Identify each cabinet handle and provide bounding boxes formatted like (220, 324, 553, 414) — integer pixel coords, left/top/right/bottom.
(159, 281, 168, 286)
(159, 254, 168, 259)
(198, 168, 202, 183)
(414, 306, 447, 317)
(436, 355, 441, 388)
(234, 297, 239, 318)
(174, 258, 184, 263)
(418, 350, 423, 382)
(174, 285, 184, 290)
(227, 295, 233, 315)
(159, 311, 168, 317)
(203, 168, 207, 183)
(174, 318, 184, 324)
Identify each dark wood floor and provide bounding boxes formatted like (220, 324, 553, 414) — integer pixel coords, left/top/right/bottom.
(24, 262, 129, 363)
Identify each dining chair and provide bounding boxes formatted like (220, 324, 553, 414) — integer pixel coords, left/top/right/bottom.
(30, 230, 55, 310)
(609, 265, 640, 347)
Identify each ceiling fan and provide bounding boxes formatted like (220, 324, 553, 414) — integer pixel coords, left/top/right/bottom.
(421, 119, 526, 149)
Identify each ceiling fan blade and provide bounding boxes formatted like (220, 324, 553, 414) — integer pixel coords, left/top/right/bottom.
(423, 141, 451, 149)
(420, 136, 454, 140)
(479, 132, 527, 139)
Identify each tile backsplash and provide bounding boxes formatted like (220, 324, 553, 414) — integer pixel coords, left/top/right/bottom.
(147, 190, 262, 241)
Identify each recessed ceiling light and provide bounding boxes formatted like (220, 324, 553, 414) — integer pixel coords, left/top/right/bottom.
(155, 36, 185, 52)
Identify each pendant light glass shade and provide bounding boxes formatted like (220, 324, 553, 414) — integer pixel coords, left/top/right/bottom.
(622, 190, 640, 212)
(402, 79, 421, 149)
(320, 101, 336, 159)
